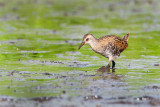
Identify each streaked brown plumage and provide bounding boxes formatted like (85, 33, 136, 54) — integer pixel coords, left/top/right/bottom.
(78, 33, 129, 72)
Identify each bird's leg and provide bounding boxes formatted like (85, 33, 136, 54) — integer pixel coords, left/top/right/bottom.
(106, 61, 111, 72)
(112, 61, 116, 69)
(112, 61, 116, 72)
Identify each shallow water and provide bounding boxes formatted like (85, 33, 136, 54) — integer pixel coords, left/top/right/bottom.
(0, 0, 160, 107)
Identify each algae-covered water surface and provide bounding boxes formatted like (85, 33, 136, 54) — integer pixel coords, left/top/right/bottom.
(0, 0, 160, 107)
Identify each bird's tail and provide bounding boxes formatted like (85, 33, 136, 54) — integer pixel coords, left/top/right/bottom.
(122, 33, 129, 42)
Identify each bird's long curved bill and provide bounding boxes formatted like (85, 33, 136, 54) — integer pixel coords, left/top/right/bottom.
(78, 41, 85, 49)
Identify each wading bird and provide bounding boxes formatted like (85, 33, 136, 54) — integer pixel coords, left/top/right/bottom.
(78, 33, 129, 72)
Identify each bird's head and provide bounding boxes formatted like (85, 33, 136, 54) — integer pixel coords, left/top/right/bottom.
(78, 34, 94, 49)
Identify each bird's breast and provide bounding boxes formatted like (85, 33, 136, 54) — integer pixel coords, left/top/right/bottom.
(92, 46, 110, 58)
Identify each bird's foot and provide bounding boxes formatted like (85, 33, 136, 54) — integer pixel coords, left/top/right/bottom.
(106, 64, 110, 72)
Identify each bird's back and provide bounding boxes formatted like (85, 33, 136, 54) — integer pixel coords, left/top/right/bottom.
(97, 34, 128, 57)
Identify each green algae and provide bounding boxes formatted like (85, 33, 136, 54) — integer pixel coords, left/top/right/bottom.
(0, 1, 159, 106)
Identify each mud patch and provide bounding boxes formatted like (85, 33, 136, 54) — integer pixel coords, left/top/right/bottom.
(154, 64, 160, 66)
(84, 95, 103, 101)
(108, 100, 142, 105)
(21, 60, 92, 67)
(135, 96, 155, 101)
(30, 96, 60, 102)
(144, 85, 160, 89)
(135, 96, 160, 106)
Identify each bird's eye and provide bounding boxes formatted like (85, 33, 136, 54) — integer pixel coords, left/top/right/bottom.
(86, 38, 89, 41)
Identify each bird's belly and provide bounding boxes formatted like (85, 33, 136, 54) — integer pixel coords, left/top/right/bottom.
(103, 51, 110, 58)
(103, 50, 119, 59)
(93, 48, 119, 60)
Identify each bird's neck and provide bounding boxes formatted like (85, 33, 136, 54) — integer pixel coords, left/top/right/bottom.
(88, 37, 98, 50)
